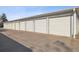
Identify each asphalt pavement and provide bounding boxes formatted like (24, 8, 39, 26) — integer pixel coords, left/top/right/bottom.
(0, 30, 32, 52)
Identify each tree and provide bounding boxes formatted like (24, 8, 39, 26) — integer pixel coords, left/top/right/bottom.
(1, 13, 8, 22)
(0, 13, 8, 27)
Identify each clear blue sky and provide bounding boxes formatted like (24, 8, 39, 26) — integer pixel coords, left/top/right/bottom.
(0, 6, 77, 21)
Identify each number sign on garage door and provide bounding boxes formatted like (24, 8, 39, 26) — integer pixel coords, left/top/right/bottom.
(49, 16, 70, 36)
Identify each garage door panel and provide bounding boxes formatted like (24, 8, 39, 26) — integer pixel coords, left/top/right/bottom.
(35, 19, 47, 33)
(4, 23, 7, 29)
(26, 21, 34, 32)
(49, 16, 70, 36)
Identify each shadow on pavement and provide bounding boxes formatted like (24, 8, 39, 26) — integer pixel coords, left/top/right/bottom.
(0, 33, 32, 52)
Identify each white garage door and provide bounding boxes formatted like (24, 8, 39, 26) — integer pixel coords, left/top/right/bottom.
(8, 23, 10, 29)
(20, 21, 25, 31)
(11, 23, 13, 29)
(15, 22, 19, 30)
(35, 18, 47, 33)
(26, 20, 34, 32)
(4, 23, 6, 29)
(12, 22, 15, 30)
(10, 23, 12, 29)
(7, 23, 9, 29)
(49, 16, 70, 37)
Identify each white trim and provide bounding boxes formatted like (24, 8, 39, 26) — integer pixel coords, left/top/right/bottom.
(73, 8, 77, 38)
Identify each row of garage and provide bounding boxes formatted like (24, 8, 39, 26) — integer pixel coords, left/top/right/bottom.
(4, 16, 71, 37)
(4, 8, 79, 38)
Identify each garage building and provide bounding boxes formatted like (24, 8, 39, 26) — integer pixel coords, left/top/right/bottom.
(3, 8, 79, 38)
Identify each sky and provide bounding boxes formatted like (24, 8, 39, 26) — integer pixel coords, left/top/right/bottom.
(0, 6, 77, 21)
